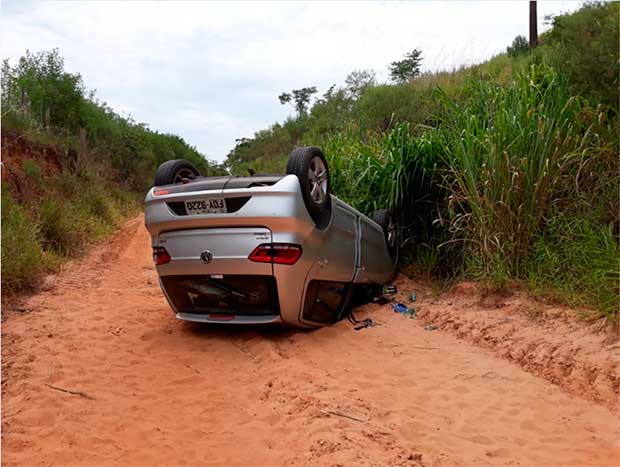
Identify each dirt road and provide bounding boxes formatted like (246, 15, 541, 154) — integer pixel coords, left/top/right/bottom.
(2, 217, 619, 466)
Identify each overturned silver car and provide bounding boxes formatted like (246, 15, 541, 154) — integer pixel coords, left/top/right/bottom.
(144, 147, 397, 328)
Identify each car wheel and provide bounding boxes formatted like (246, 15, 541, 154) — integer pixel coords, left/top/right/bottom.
(286, 147, 332, 229)
(153, 159, 200, 186)
(372, 209, 398, 263)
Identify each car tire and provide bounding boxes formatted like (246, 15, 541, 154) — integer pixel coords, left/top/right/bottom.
(286, 147, 332, 229)
(153, 159, 200, 186)
(372, 209, 398, 263)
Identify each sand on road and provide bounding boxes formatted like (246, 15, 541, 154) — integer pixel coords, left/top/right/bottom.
(2, 216, 619, 466)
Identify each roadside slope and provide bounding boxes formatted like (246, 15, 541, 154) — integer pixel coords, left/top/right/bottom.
(2, 217, 618, 466)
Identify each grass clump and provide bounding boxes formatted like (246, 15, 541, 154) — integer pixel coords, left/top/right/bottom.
(1, 190, 46, 292)
(38, 197, 81, 255)
(529, 220, 619, 318)
(435, 64, 604, 277)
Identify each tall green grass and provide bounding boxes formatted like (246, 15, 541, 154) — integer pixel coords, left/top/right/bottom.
(529, 219, 619, 318)
(1, 190, 47, 292)
(319, 64, 618, 319)
(321, 123, 437, 214)
(435, 64, 611, 278)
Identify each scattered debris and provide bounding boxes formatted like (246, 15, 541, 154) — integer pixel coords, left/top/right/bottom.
(382, 284, 397, 295)
(348, 307, 380, 331)
(185, 364, 201, 374)
(353, 319, 376, 331)
(405, 308, 416, 318)
(46, 384, 95, 400)
(321, 409, 368, 423)
(424, 324, 438, 331)
(372, 296, 390, 305)
(392, 303, 408, 313)
(410, 291, 417, 302)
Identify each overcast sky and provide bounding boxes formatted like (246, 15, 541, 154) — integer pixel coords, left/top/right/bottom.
(2, 0, 580, 162)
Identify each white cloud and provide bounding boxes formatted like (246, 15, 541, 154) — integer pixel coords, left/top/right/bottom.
(2, 0, 581, 162)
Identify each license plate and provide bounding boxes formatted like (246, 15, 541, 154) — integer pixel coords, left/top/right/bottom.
(185, 198, 226, 215)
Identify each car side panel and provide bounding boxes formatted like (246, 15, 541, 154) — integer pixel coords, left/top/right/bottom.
(293, 198, 357, 326)
(355, 214, 396, 284)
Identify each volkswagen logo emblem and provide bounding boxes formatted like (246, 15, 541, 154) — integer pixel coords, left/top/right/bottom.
(200, 249, 213, 264)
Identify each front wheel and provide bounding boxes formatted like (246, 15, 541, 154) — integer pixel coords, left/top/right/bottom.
(372, 209, 398, 263)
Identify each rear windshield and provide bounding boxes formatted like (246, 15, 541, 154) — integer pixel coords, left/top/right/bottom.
(161, 275, 279, 316)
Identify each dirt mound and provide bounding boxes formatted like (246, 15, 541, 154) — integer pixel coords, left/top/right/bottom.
(2, 217, 619, 466)
(1, 130, 68, 201)
(399, 279, 620, 411)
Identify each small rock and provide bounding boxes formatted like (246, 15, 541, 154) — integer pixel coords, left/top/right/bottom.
(424, 324, 438, 331)
(40, 276, 57, 292)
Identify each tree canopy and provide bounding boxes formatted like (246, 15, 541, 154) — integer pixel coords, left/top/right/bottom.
(388, 49, 423, 83)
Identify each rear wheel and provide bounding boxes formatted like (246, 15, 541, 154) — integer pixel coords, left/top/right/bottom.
(153, 159, 200, 186)
(286, 147, 332, 229)
(372, 209, 398, 263)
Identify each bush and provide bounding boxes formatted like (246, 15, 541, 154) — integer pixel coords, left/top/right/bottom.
(353, 84, 440, 132)
(507, 35, 529, 57)
(21, 159, 43, 180)
(1, 190, 46, 292)
(38, 198, 83, 254)
(1, 165, 141, 296)
(542, 1, 620, 109)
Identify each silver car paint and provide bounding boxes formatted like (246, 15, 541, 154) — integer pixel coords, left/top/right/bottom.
(144, 174, 396, 328)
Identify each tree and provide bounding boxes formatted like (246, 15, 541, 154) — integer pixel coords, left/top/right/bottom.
(1, 59, 16, 114)
(322, 84, 337, 101)
(344, 69, 377, 99)
(507, 35, 529, 57)
(4, 49, 86, 129)
(388, 49, 423, 83)
(278, 86, 318, 116)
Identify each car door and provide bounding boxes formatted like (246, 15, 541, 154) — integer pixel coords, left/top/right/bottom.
(300, 197, 357, 324)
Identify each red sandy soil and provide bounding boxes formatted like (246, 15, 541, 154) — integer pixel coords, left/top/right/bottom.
(1, 131, 65, 202)
(2, 216, 619, 466)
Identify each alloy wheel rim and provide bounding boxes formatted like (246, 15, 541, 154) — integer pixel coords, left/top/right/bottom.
(308, 157, 328, 205)
(174, 168, 195, 184)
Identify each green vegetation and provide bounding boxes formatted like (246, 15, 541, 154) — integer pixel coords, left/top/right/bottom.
(541, 1, 619, 107)
(506, 35, 529, 57)
(389, 48, 423, 83)
(224, 2, 619, 319)
(1, 49, 224, 296)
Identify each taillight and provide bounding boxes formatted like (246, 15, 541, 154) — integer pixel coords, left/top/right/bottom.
(153, 247, 171, 265)
(153, 189, 170, 196)
(248, 243, 302, 265)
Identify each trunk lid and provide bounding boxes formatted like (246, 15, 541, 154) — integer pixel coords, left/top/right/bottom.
(157, 227, 273, 276)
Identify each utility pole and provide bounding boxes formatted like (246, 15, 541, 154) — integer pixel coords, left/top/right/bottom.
(529, 0, 538, 49)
